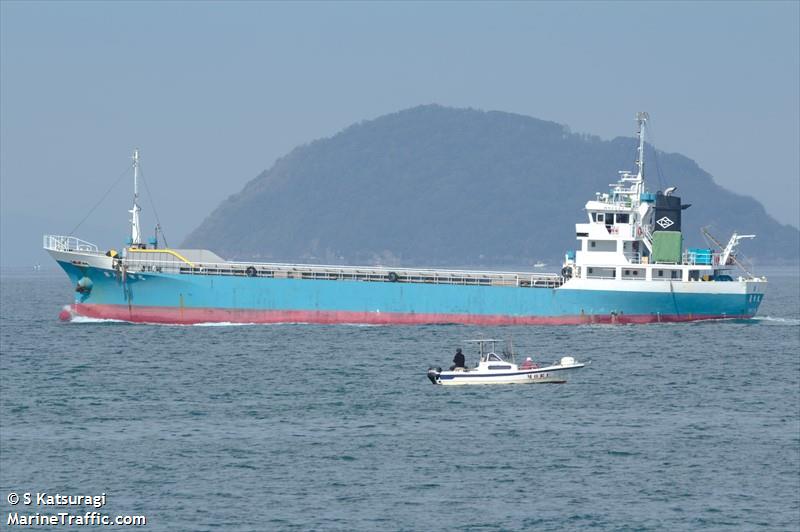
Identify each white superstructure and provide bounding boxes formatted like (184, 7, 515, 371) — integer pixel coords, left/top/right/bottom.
(561, 113, 765, 288)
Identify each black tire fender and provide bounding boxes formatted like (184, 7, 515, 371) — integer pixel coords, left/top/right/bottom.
(246, 266, 257, 277)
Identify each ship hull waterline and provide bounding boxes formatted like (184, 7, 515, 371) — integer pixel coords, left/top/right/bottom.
(63, 302, 753, 325)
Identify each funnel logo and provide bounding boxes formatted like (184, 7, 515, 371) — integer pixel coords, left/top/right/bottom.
(657, 216, 674, 229)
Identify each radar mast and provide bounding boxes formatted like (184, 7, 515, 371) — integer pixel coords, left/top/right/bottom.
(129, 148, 142, 247)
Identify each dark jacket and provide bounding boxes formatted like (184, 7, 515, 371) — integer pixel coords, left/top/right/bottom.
(453, 352, 466, 368)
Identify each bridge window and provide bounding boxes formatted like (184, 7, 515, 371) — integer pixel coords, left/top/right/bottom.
(622, 268, 644, 279)
(587, 267, 616, 279)
(615, 213, 629, 224)
(656, 269, 681, 280)
(589, 240, 616, 252)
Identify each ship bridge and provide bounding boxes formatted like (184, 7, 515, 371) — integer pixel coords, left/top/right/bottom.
(563, 112, 762, 285)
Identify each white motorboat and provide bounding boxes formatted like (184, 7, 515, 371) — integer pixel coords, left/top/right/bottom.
(427, 339, 586, 385)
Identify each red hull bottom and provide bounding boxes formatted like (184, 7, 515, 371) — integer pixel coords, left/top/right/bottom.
(66, 304, 752, 325)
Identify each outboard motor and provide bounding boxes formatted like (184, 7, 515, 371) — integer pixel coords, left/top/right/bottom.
(427, 367, 442, 384)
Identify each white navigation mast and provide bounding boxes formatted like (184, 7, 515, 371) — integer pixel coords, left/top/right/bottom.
(130, 148, 142, 247)
(610, 112, 649, 209)
(635, 111, 648, 183)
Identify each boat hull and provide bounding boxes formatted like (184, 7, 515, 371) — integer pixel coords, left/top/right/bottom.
(430, 364, 584, 385)
(54, 259, 765, 325)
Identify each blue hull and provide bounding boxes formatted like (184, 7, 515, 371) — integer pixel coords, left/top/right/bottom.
(57, 261, 763, 324)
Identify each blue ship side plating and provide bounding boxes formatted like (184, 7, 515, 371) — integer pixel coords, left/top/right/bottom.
(58, 261, 762, 320)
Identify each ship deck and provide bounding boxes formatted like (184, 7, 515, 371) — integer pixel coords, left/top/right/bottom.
(129, 257, 565, 288)
(44, 236, 565, 289)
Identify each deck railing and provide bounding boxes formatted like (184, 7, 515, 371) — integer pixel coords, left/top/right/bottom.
(122, 258, 565, 288)
(43, 235, 101, 254)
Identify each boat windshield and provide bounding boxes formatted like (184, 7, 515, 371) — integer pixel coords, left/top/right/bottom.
(466, 339, 502, 356)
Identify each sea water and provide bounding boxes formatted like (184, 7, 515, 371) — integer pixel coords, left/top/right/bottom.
(1, 269, 798, 531)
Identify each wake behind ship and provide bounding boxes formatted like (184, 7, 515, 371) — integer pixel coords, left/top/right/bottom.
(45, 113, 766, 325)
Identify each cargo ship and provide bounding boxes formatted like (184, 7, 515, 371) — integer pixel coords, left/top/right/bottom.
(45, 113, 766, 325)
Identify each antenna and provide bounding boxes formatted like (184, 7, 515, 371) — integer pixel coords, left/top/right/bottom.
(635, 112, 649, 181)
(129, 148, 142, 247)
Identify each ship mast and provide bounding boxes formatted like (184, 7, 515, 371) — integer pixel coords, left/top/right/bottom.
(634, 111, 649, 197)
(610, 112, 649, 211)
(130, 148, 142, 247)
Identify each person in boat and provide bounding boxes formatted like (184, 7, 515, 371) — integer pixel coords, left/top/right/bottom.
(450, 348, 466, 370)
(520, 356, 536, 369)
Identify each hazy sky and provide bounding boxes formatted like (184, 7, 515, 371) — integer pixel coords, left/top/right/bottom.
(2, 1, 798, 268)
